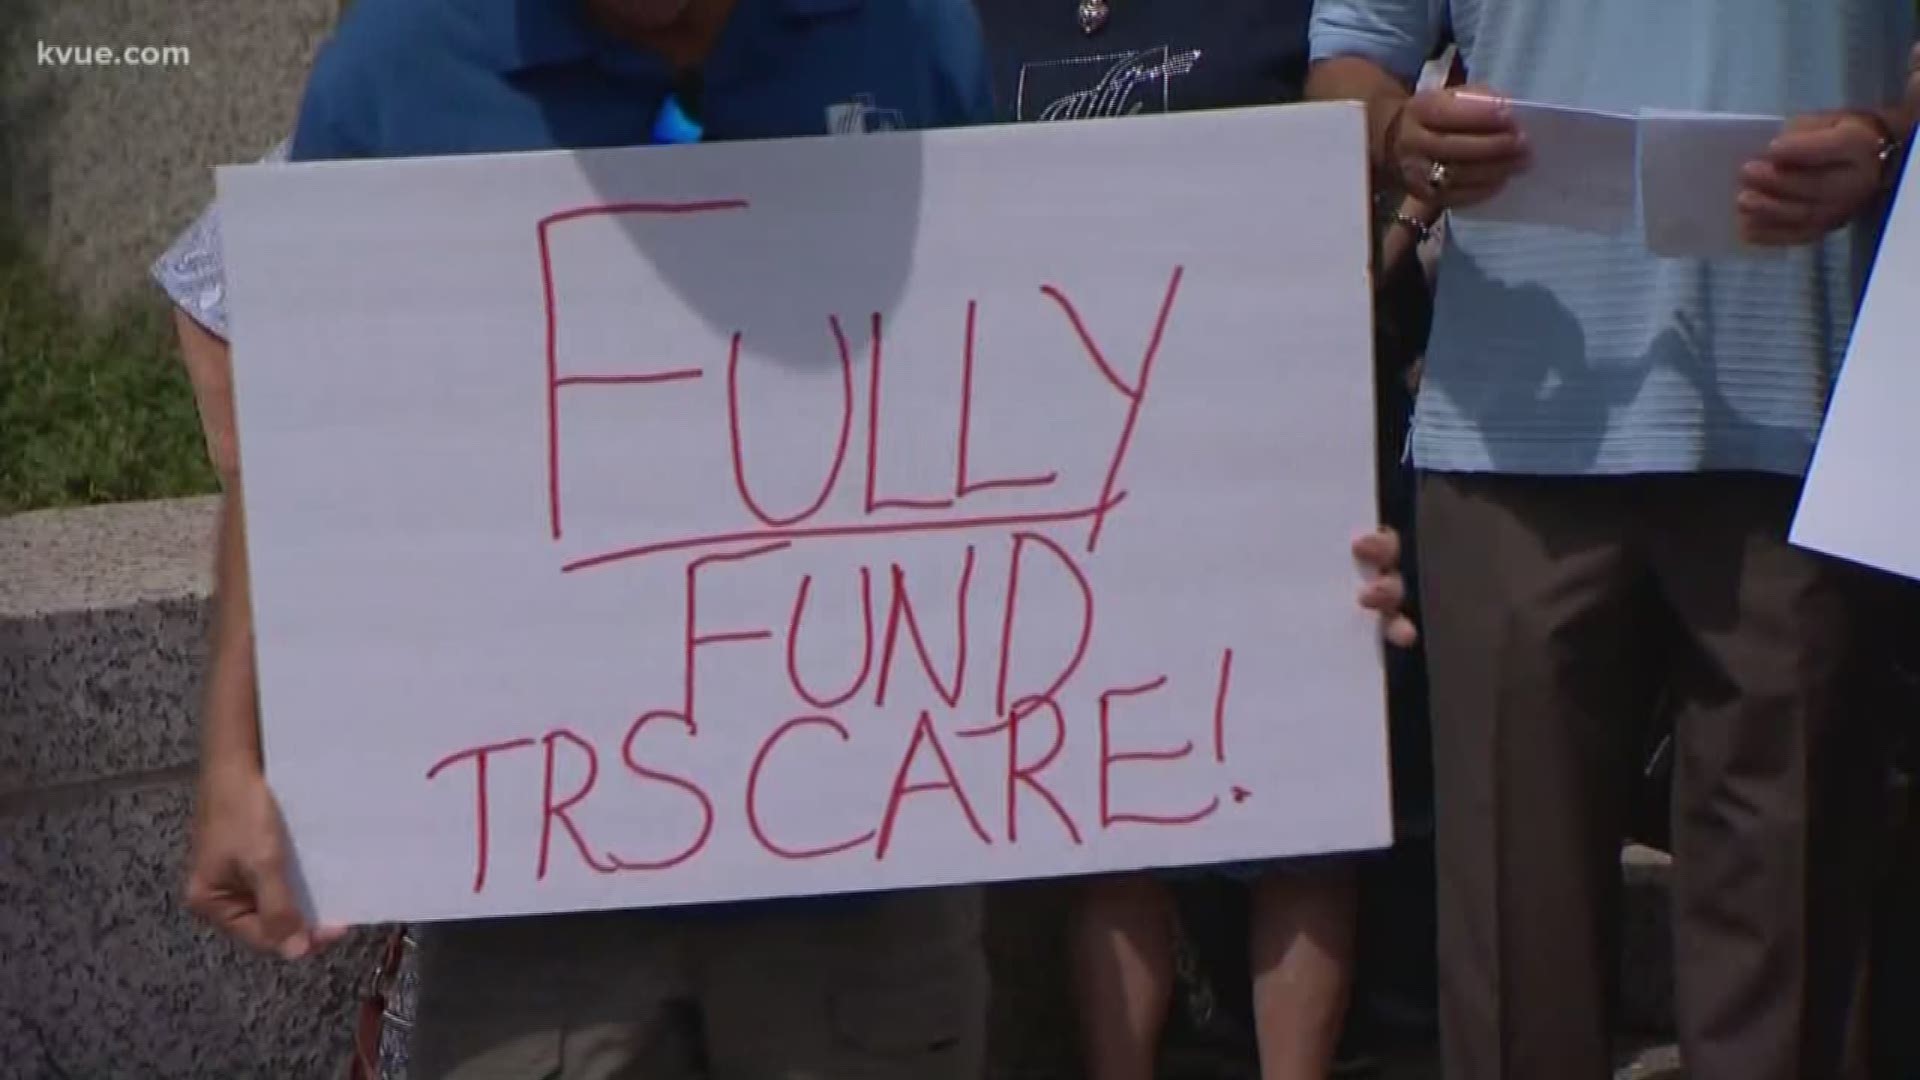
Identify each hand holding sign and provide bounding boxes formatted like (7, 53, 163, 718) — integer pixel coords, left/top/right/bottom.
(185, 759, 347, 960)
(1353, 528, 1416, 649)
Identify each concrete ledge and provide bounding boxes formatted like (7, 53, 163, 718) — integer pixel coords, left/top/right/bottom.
(0, 495, 214, 616)
(1, 497, 217, 791)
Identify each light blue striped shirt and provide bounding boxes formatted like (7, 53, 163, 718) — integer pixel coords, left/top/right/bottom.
(1311, 0, 1913, 476)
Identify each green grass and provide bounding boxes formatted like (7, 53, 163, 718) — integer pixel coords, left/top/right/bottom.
(0, 223, 217, 514)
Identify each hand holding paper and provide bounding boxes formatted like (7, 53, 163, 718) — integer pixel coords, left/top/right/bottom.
(1406, 93, 1886, 254)
(1388, 86, 1531, 208)
(1449, 97, 1638, 235)
(1737, 112, 1892, 247)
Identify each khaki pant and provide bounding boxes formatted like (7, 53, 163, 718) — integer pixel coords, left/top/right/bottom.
(1417, 472, 1885, 1080)
(408, 888, 986, 1080)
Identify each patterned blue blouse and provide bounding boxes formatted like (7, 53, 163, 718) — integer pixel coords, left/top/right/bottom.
(149, 140, 289, 338)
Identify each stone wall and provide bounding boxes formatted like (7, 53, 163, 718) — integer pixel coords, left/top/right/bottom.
(1, 0, 337, 312)
(0, 498, 383, 1077)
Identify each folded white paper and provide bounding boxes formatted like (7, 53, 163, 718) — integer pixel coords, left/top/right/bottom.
(1452, 98, 1638, 236)
(1638, 109, 1785, 258)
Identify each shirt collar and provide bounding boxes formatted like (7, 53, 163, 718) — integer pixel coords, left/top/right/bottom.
(468, 0, 864, 74)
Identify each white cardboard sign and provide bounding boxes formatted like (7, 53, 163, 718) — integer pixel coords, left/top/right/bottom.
(218, 104, 1390, 925)
(1796, 157, 1920, 578)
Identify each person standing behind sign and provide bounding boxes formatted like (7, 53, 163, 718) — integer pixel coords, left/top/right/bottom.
(1307, 2, 1914, 1079)
(164, 1, 1004, 1077)
(970, 4, 1439, 1079)
(156, 7, 1424, 1079)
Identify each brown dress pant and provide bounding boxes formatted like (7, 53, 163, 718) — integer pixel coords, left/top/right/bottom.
(1417, 472, 1884, 1080)
(406, 888, 987, 1080)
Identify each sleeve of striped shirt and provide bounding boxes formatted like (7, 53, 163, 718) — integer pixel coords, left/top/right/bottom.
(1308, 0, 1443, 88)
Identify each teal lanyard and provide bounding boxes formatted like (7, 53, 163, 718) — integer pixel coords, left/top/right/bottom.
(652, 74, 705, 145)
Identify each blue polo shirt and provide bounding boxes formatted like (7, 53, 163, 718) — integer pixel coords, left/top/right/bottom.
(292, 0, 992, 161)
(156, 0, 992, 335)
(1311, 0, 1912, 478)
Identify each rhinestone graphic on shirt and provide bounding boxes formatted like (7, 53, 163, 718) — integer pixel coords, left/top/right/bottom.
(1016, 47, 1202, 122)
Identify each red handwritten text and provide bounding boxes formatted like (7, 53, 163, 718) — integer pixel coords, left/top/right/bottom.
(427, 211, 1242, 897)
